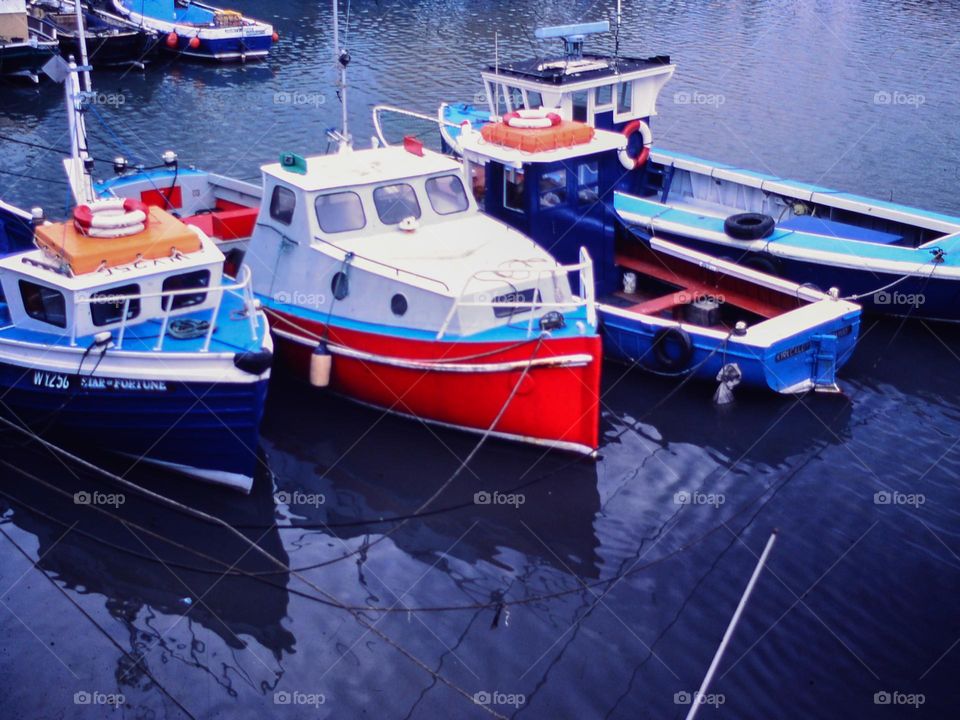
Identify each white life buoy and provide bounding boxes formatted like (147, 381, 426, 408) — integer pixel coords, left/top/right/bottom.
(619, 119, 653, 170)
(503, 108, 562, 130)
(74, 198, 150, 238)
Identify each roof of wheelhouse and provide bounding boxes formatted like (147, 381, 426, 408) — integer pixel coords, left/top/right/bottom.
(484, 54, 672, 86)
(262, 146, 463, 193)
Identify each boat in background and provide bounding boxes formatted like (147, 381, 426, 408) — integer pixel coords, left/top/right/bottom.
(0, 0, 58, 82)
(110, 0, 276, 62)
(440, 20, 960, 322)
(30, 0, 160, 69)
(445, 107, 861, 395)
(0, 198, 273, 491)
(0, 199, 35, 254)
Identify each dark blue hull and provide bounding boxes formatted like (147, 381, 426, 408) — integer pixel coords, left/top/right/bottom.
(0, 361, 268, 487)
(161, 33, 272, 62)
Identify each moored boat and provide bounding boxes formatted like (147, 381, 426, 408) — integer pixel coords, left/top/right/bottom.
(440, 21, 960, 322)
(110, 0, 276, 62)
(449, 109, 861, 395)
(31, 0, 160, 68)
(0, 198, 34, 253)
(241, 141, 602, 454)
(0, 199, 273, 491)
(0, 0, 58, 82)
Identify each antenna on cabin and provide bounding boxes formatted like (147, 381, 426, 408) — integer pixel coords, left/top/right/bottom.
(615, 0, 622, 59)
(534, 21, 610, 59)
(332, 0, 351, 148)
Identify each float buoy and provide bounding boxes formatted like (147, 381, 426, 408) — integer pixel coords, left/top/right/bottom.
(272, 31, 279, 43)
(619, 119, 653, 170)
(73, 198, 149, 239)
(503, 108, 562, 130)
(310, 343, 332, 388)
(188, 36, 201, 50)
(165, 32, 179, 49)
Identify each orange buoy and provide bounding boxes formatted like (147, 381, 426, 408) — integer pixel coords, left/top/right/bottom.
(165, 32, 178, 48)
(271, 31, 279, 42)
(188, 36, 201, 50)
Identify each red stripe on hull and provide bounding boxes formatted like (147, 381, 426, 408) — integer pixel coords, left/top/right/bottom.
(269, 311, 601, 453)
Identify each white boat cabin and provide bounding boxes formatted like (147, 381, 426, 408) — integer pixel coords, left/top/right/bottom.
(0, 215, 228, 348)
(478, 22, 675, 129)
(246, 143, 595, 339)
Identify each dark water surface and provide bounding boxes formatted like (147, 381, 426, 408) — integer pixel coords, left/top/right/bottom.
(2, 1, 960, 718)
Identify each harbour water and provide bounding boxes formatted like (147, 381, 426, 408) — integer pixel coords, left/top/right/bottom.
(2, 1, 960, 717)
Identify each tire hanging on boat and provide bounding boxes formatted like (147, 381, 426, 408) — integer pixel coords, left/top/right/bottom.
(741, 253, 782, 277)
(723, 212, 776, 240)
(653, 326, 694, 370)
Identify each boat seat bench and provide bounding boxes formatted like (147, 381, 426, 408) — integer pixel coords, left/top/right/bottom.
(614, 252, 782, 319)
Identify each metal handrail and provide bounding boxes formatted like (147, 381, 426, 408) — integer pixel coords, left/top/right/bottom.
(436, 252, 596, 340)
(70, 265, 260, 352)
(372, 104, 467, 148)
(312, 235, 452, 292)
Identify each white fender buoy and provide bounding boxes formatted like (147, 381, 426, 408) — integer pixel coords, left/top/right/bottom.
(310, 343, 332, 387)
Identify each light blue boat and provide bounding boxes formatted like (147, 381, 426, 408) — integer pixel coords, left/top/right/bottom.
(111, 0, 275, 62)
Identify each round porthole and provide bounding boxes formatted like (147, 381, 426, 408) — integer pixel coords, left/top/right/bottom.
(331, 272, 349, 300)
(391, 293, 408, 316)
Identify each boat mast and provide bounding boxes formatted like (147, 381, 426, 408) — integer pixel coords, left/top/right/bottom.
(615, 0, 621, 58)
(332, 0, 351, 148)
(63, 57, 95, 204)
(72, 0, 91, 92)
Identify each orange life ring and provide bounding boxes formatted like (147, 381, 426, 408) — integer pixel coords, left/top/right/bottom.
(619, 119, 653, 169)
(503, 109, 562, 130)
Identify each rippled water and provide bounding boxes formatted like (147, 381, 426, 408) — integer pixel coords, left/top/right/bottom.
(2, 1, 960, 718)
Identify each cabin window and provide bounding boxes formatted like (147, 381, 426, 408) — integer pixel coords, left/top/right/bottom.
(373, 183, 421, 225)
(526, 90, 543, 109)
(426, 175, 469, 215)
(503, 168, 525, 212)
(506, 86, 524, 111)
(572, 91, 588, 122)
(269, 186, 296, 225)
(540, 168, 568, 209)
(577, 161, 600, 205)
(617, 82, 633, 113)
(91, 284, 141, 327)
(315, 191, 366, 233)
(595, 85, 613, 108)
(19, 280, 66, 328)
(161, 270, 211, 311)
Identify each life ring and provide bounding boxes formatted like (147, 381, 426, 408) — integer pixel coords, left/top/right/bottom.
(653, 326, 694, 370)
(74, 198, 149, 238)
(723, 212, 775, 240)
(503, 108, 562, 130)
(619, 119, 653, 170)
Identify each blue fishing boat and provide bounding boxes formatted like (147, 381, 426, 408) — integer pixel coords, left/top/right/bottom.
(444, 108, 861, 396)
(110, 0, 276, 62)
(440, 21, 960, 322)
(0, 199, 273, 491)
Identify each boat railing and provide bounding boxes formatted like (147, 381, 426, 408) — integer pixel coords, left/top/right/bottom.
(70, 265, 261, 352)
(372, 104, 468, 148)
(311, 235, 452, 292)
(437, 247, 596, 340)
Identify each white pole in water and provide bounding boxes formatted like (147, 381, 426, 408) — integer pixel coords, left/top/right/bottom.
(684, 530, 778, 720)
(332, 0, 349, 146)
(73, 0, 91, 92)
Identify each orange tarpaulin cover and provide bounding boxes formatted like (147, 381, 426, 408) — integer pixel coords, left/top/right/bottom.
(35, 206, 203, 275)
(480, 120, 595, 153)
